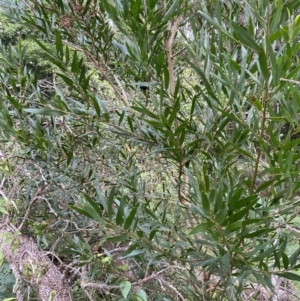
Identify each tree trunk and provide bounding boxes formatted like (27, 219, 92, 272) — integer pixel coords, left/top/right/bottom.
(0, 224, 71, 301)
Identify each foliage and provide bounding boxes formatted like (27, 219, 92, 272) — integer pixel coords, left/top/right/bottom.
(0, 262, 15, 300)
(1, 0, 300, 300)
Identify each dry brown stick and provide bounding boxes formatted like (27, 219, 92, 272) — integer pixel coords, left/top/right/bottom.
(165, 17, 182, 95)
(280, 78, 300, 86)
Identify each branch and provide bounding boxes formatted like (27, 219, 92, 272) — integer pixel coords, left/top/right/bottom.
(17, 185, 50, 231)
(280, 78, 300, 86)
(158, 277, 186, 301)
(81, 265, 187, 296)
(165, 17, 182, 95)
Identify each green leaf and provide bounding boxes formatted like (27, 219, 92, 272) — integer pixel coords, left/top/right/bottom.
(107, 187, 116, 221)
(240, 228, 273, 239)
(118, 110, 126, 125)
(251, 97, 263, 111)
(106, 234, 129, 242)
(124, 207, 138, 230)
(266, 41, 279, 84)
(274, 252, 281, 269)
(23, 108, 66, 116)
(223, 207, 248, 225)
(120, 281, 131, 299)
(275, 272, 300, 282)
(199, 257, 219, 267)
(232, 195, 259, 212)
(144, 119, 164, 129)
(122, 0, 129, 18)
(56, 74, 77, 90)
(256, 177, 283, 193)
(228, 187, 244, 210)
(31, 36, 51, 53)
(155, 52, 165, 77)
(135, 289, 147, 301)
(226, 221, 242, 232)
(221, 252, 231, 270)
(120, 249, 145, 259)
(112, 41, 129, 55)
(201, 192, 210, 213)
(253, 272, 272, 290)
(231, 22, 260, 52)
(215, 207, 227, 224)
(149, 229, 158, 241)
(127, 116, 134, 132)
(55, 30, 63, 58)
(116, 196, 125, 226)
(83, 0, 93, 15)
(132, 106, 158, 119)
(69, 205, 93, 219)
(252, 246, 276, 261)
(270, 0, 283, 33)
(258, 47, 268, 80)
(67, 148, 73, 166)
(289, 248, 300, 267)
(83, 194, 103, 219)
(0, 207, 8, 214)
(7, 95, 23, 110)
(71, 51, 78, 73)
(81, 72, 92, 91)
(242, 218, 263, 227)
(189, 222, 213, 235)
(163, 66, 169, 89)
(162, 0, 181, 23)
(185, 59, 217, 101)
(280, 138, 300, 150)
(282, 252, 289, 269)
(90, 96, 101, 118)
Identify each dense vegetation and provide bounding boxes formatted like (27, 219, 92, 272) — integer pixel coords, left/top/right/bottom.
(1, 0, 300, 300)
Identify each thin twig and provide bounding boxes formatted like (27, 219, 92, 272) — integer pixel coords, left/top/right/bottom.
(17, 185, 49, 231)
(159, 277, 186, 301)
(280, 78, 300, 86)
(165, 17, 182, 95)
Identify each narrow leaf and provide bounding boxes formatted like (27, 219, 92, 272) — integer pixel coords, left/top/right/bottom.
(275, 272, 300, 282)
(162, 0, 181, 23)
(120, 249, 145, 259)
(124, 207, 138, 230)
(282, 252, 289, 269)
(84, 194, 103, 219)
(106, 234, 129, 242)
(69, 205, 93, 218)
(189, 222, 213, 235)
(231, 22, 260, 52)
(90, 96, 101, 118)
(23, 109, 66, 116)
(258, 47, 268, 80)
(132, 106, 158, 119)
